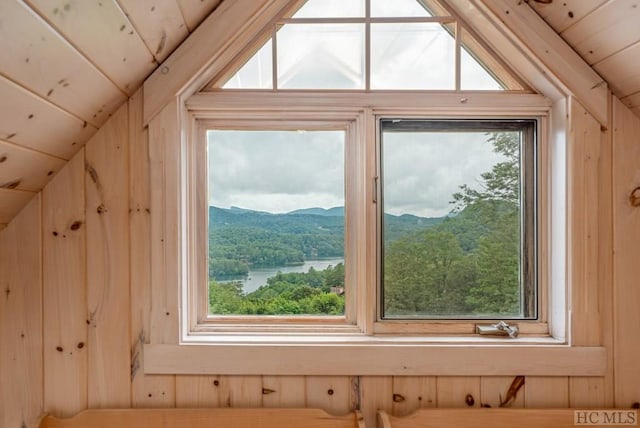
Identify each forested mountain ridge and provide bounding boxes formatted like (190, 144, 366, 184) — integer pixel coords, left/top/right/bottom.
(208, 205, 445, 278)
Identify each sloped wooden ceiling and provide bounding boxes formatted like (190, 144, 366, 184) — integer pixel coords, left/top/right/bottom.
(0, 0, 224, 228)
(0, 0, 638, 228)
(529, 0, 640, 116)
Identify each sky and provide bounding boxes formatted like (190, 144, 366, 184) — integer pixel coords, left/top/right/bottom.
(207, 129, 507, 218)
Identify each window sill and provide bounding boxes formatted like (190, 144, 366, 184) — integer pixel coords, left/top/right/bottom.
(144, 336, 606, 376)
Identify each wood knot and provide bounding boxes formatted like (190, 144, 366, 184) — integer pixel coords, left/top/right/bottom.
(632, 402, 640, 409)
(97, 204, 107, 214)
(77, 342, 85, 349)
(1, 179, 21, 189)
(327, 389, 334, 395)
(393, 394, 406, 403)
(465, 394, 475, 407)
(70, 220, 83, 231)
(262, 388, 275, 395)
(213, 380, 219, 386)
(629, 187, 640, 207)
(56, 346, 64, 352)
(0, 155, 7, 163)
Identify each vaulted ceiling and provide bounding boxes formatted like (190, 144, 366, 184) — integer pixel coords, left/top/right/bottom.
(0, 0, 638, 228)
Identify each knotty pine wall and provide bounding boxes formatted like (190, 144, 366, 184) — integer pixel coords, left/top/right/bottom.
(1, 90, 639, 428)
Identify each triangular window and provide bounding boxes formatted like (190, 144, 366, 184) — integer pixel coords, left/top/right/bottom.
(215, 0, 527, 91)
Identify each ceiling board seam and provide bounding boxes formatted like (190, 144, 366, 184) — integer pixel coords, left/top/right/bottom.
(0, 72, 100, 133)
(113, 0, 162, 64)
(592, 39, 640, 69)
(554, 0, 613, 35)
(0, 188, 38, 195)
(175, 1, 192, 33)
(0, 138, 69, 162)
(22, 0, 129, 98)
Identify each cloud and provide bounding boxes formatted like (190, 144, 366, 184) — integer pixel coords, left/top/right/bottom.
(208, 130, 345, 213)
(207, 128, 508, 218)
(382, 131, 506, 217)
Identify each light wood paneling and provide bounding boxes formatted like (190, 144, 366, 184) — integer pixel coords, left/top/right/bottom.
(527, 0, 607, 33)
(143, 0, 293, 123)
(612, 97, 640, 407)
(42, 152, 87, 417)
(85, 103, 131, 408)
(177, 0, 223, 32)
(128, 89, 176, 408)
(479, 0, 608, 127)
(481, 377, 525, 408)
(0, 188, 36, 224)
(525, 377, 569, 408)
(0, 196, 42, 428)
(306, 376, 356, 416)
(569, 377, 607, 408)
(568, 98, 603, 347)
(116, 0, 189, 64)
(176, 375, 225, 407)
(262, 376, 307, 408)
(359, 377, 392, 428)
(148, 100, 180, 346)
(561, 0, 640, 66)
(621, 91, 640, 111)
(391, 377, 436, 416)
(224, 376, 264, 407)
(0, 1, 126, 127)
(594, 42, 640, 99)
(26, 0, 156, 95)
(0, 76, 98, 159)
(0, 139, 66, 192)
(436, 377, 481, 408)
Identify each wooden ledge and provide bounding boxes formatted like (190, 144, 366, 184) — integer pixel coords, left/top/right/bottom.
(378, 409, 638, 428)
(40, 408, 365, 428)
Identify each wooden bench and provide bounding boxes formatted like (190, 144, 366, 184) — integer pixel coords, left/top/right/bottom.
(378, 408, 638, 428)
(39, 408, 365, 428)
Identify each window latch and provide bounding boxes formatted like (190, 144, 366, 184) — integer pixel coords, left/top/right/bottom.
(476, 321, 519, 338)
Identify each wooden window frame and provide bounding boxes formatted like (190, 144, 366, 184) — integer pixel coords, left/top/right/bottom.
(183, 91, 552, 337)
(142, 91, 607, 376)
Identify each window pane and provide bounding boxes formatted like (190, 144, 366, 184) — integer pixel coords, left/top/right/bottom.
(371, 23, 454, 90)
(223, 39, 272, 89)
(461, 47, 503, 90)
(293, 0, 364, 18)
(371, 0, 433, 17)
(207, 130, 346, 316)
(277, 24, 365, 89)
(381, 120, 534, 319)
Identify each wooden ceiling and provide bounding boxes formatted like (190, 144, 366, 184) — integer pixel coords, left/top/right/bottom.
(528, 0, 640, 116)
(0, 0, 638, 228)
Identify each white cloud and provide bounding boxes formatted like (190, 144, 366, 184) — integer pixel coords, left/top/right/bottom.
(208, 130, 345, 213)
(207, 128, 508, 218)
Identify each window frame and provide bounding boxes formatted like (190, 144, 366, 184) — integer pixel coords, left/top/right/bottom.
(376, 118, 538, 324)
(192, 115, 362, 333)
(140, 91, 611, 377)
(182, 91, 551, 339)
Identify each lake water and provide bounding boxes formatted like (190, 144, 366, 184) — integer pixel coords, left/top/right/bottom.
(224, 258, 344, 293)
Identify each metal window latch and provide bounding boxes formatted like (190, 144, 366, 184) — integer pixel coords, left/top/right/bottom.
(476, 321, 519, 338)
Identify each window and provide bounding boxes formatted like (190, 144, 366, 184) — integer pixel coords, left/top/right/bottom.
(216, 0, 529, 91)
(143, 0, 610, 378)
(380, 119, 537, 320)
(206, 128, 348, 318)
(187, 0, 545, 336)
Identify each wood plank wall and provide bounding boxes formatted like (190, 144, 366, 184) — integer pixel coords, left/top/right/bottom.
(1, 93, 638, 428)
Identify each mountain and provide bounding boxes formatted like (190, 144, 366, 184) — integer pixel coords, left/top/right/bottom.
(287, 206, 344, 216)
